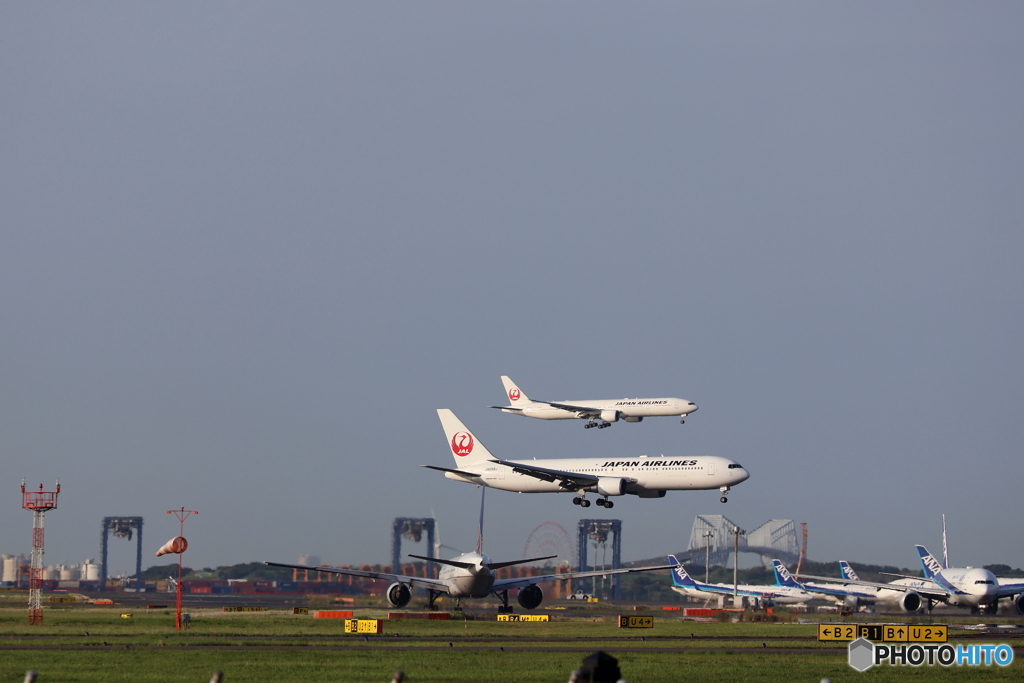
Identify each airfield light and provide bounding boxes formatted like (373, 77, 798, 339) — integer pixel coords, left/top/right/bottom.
(730, 526, 746, 608)
(21, 479, 60, 625)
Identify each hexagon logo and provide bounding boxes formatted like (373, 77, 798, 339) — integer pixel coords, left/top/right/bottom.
(451, 432, 474, 457)
(848, 637, 875, 672)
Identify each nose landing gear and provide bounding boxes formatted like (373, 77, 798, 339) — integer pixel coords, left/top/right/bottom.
(719, 486, 731, 503)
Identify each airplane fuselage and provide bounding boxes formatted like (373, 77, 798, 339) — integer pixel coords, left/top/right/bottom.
(437, 552, 497, 598)
(445, 455, 749, 496)
(671, 583, 813, 604)
(502, 397, 697, 421)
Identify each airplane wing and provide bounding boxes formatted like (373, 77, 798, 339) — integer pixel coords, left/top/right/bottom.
(997, 580, 1024, 598)
(490, 459, 599, 490)
(794, 573, 950, 601)
(492, 563, 674, 592)
(526, 399, 603, 417)
(487, 405, 524, 412)
(264, 562, 449, 592)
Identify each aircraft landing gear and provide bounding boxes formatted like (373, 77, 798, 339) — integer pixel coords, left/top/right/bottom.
(584, 422, 597, 429)
(495, 590, 512, 613)
(597, 422, 611, 429)
(719, 486, 730, 504)
(596, 498, 614, 508)
(586, 421, 612, 429)
(572, 496, 591, 507)
(427, 589, 441, 611)
(680, 418, 686, 424)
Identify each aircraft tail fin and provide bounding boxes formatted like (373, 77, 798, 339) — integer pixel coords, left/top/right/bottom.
(916, 545, 943, 579)
(839, 561, 860, 581)
(500, 376, 532, 405)
(772, 559, 801, 588)
(437, 409, 496, 467)
(668, 555, 699, 588)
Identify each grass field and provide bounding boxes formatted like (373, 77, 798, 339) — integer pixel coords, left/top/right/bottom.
(1, 605, 1020, 682)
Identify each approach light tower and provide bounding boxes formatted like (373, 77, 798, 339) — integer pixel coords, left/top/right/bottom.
(21, 479, 60, 625)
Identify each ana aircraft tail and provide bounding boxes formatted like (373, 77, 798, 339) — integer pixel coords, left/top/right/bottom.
(772, 559, 801, 588)
(436, 409, 497, 468)
(839, 561, 860, 581)
(668, 555, 699, 588)
(916, 545, 943, 579)
(500, 376, 531, 405)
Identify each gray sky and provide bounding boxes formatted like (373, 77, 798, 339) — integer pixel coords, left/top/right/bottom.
(2, 3, 1022, 577)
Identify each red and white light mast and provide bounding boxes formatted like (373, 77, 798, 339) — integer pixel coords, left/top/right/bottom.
(21, 479, 60, 625)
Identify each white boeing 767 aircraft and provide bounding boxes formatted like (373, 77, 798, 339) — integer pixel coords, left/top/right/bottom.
(425, 409, 749, 507)
(489, 376, 698, 429)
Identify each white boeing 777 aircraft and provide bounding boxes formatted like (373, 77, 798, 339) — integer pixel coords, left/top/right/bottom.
(266, 491, 670, 612)
(425, 409, 749, 507)
(489, 376, 698, 429)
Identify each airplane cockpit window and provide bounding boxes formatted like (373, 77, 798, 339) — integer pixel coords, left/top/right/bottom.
(728, 463, 743, 469)
(974, 579, 995, 585)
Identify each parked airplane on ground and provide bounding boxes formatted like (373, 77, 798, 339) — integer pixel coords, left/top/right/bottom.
(427, 409, 749, 506)
(773, 560, 880, 611)
(796, 546, 1024, 614)
(490, 376, 698, 429)
(265, 491, 671, 612)
(667, 556, 814, 606)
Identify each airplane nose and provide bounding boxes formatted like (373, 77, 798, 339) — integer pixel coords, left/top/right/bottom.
(686, 402, 698, 413)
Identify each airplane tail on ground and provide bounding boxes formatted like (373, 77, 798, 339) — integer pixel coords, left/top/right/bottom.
(500, 376, 532, 405)
(668, 555, 699, 588)
(436, 409, 497, 468)
(916, 545, 943, 579)
(772, 560, 801, 588)
(839, 561, 860, 581)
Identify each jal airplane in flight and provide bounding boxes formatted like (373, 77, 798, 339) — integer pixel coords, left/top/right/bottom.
(490, 376, 698, 429)
(426, 409, 749, 507)
(796, 546, 1024, 614)
(668, 556, 814, 606)
(265, 492, 671, 612)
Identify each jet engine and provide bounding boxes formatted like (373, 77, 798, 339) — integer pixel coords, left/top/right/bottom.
(623, 416, 643, 423)
(595, 477, 627, 496)
(1015, 593, 1024, 615)
(899, 591, 923, 613)
(599, 410, 620, 423)
(387, 582, 411, 608)
(842, 595, 868, 610)
(518, 584, 543, 610)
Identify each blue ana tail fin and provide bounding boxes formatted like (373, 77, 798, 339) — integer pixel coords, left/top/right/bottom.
(839, 561, 860, 581)
(916, 545, 942, 578)
(668, 555, 698, 588)
(772, 559, 801, 587)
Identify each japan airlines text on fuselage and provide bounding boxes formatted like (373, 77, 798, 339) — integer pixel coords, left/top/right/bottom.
(427, 409, 749, 506)
(490, 376, 698, 428)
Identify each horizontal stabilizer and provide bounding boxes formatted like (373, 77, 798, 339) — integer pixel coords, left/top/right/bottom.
(408, 554, 474, 570)
(487, 555, 558, 570)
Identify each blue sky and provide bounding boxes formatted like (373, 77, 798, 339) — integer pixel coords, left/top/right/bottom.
(2, 2, 1022, 576)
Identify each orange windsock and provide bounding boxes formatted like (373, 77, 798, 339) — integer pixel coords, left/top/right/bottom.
(156, 536, 188, 556)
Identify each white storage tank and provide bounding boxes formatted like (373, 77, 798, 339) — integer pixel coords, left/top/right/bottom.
(44, 565, 59, 581)
(1, 555, 17, 583)
(60, 566, 81, 581)
(83, 561, 101, 581)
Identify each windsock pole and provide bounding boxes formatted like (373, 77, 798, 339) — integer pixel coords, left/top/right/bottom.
(163, 508, 198, 631)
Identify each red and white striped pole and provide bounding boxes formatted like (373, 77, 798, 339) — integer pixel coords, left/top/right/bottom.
(160, 508, 197, 630)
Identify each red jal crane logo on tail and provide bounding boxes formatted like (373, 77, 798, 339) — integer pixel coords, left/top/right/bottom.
(508, 388, 521, 402)
(451, 432, 474, 457)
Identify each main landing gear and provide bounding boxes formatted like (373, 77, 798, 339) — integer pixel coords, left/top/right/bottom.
(719, 486, 730, 504)
(495, 590, 513, 613)
(427, 589, 442, 611)
(572, 496, 591, 507)
(596, 498, 614, 508)
(584, 421, 611, 429)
